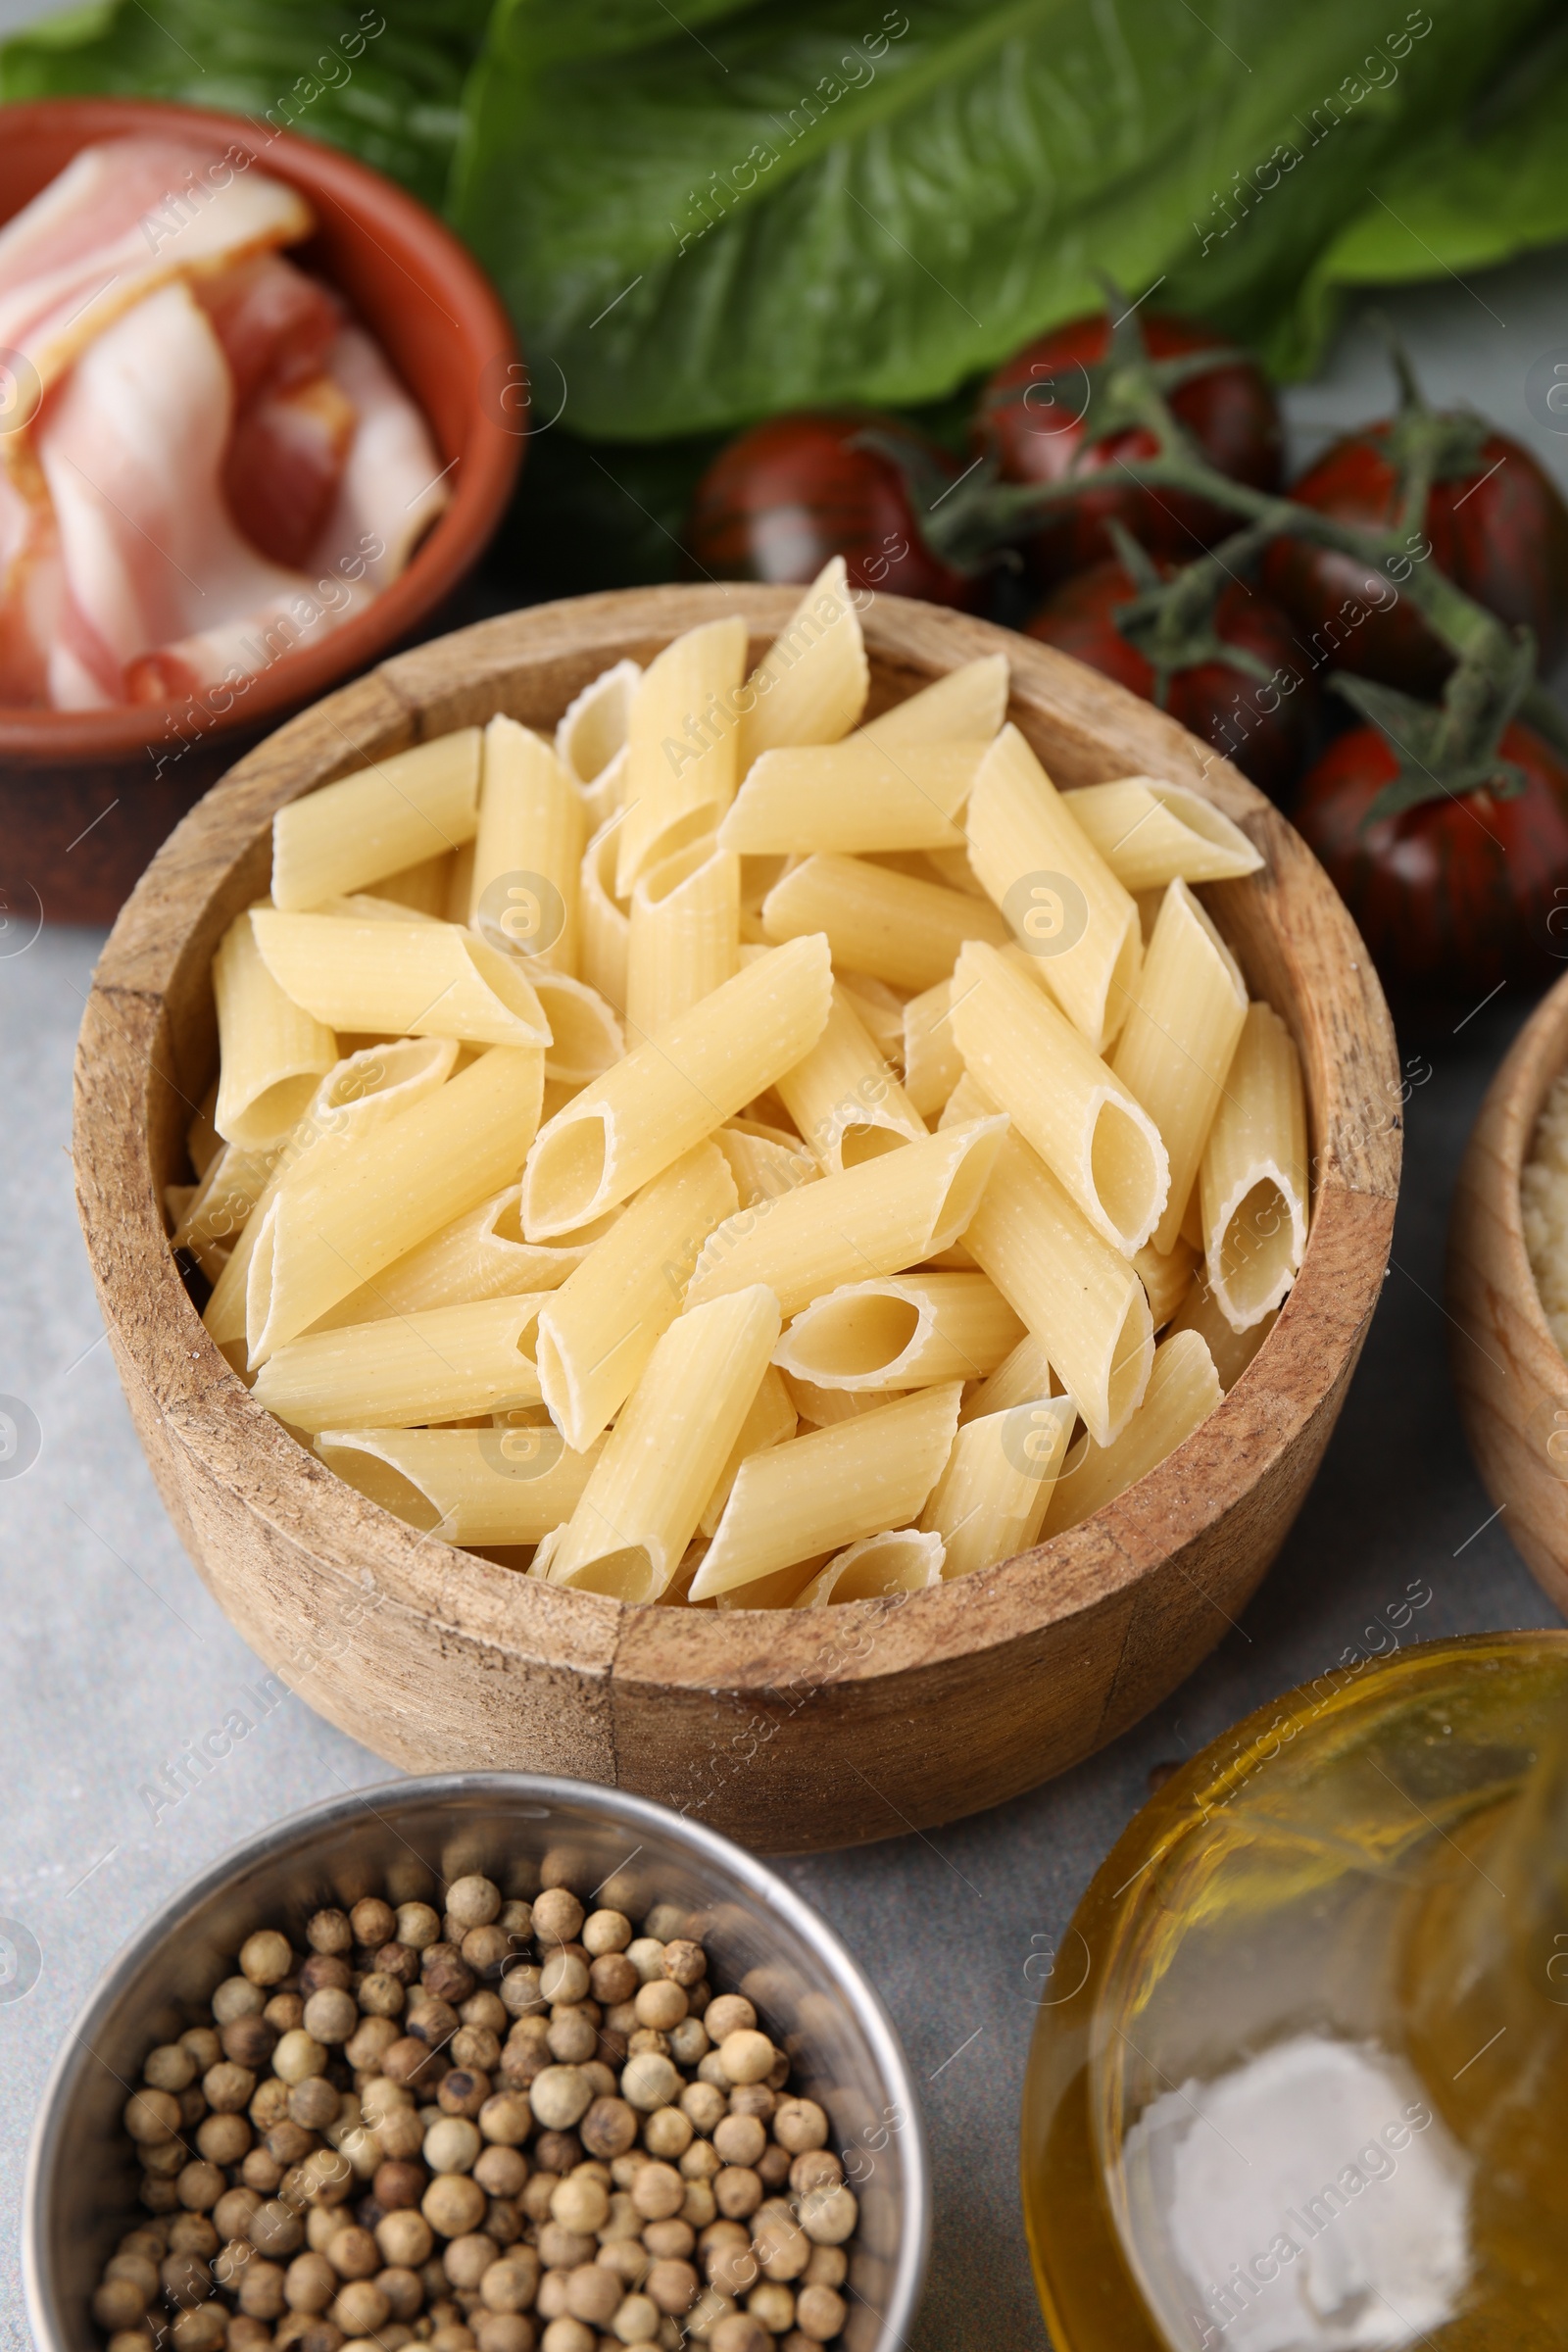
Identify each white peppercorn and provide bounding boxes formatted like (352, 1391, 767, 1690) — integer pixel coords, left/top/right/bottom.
(423, 2172, 487, 2239)
(716, 2033, 774, 2087)
(612, 2289, 661, 2342)
(747, 2282, 795, 2335)
(425, 2115, 482, 2175)
(351, 1898, 397, 1949)
(540, 2318, 595, 2352)
(271, 2030, 327, 2085)
(620, 2053, 679, 2114)
(798, 2184, 858, 2246)
(240, 1932, 294, 1986)
(530, 2065, 592, 2132)
(794, 2282, 847, 2342)
(549, 2173, 609, 2234)
(213, 1978, 267, 2027)
(144, 2045, 197, 2094)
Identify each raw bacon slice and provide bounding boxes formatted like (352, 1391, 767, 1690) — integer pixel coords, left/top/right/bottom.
(0, 139, 311, 421)
(312, 326, 452, 590)
(191, 252, 341, 408)
(35, 278, 355, 705)
(225, 371, 358, 570)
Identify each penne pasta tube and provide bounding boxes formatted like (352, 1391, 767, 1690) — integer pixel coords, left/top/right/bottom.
(251, 911, 552, 1050)
(761, 854, 1009, 994)
(718, 741, 983, 855)
(1200, 1001, 1308, 1331)
(950, 942, 1169, 1255)
(187, 1084, 220, 1177)
(579, 810, 631, 1011)
(626, 835, 740, 1042)
(773, 984, 926, 1174)
(557, 659, 640, 809)
(833, 970, 907, 1063)
(923, 843, 989, 897)
(528, 971, 624, 1087)
(783, 1375, 910, 1427)
(963, 1131, 1152, 1448)
(314, 892, 437, 924)
(1132, 1234, 1200, 1330)
(699, 1365, 797, 1538)
(271, 730, 482, 910)
(960, 1330, 1058, 1422)
(774, 1272, 1024, 1392)
(690, 1382, 962, 1598)
(858, 654, 1009, 748)
(963, 724, 1141, 1053)
(1042, 1329, 1220, 1536)
(547, 1286, 783, 1602)
(246, 1046, 546, 1361)
(1167, 1272, 1277, 1392)
(1061, 777, 1262, 890)
(920, 1394, 1076, 1576)
(1134, 886, 1164, 946)
(685, 1117, 1008, 1319)
(712, 1122, 818, 1209)
(737, 558, 868, 767)
(317, 1423, 604, 1544)
(468, 715, 586, 976)
(617, 615, 749, 891)
(1111, 879, 1248, 1254)
(939, 1069, 997, 1131)
(520, 935, 832, 1238)
(535, 1143, 738, 1450)
(903, 978, 963, 1117)
(213, 907, 337, 1148)
(172, 1139, 283, 1252)
(307, 1192, 616, 1329)
(375, 852, 456, 916)
(794, 1530, 946, 1606)
(254, 1294, 548, 1433)
(712, 1555, 828, 1611)
(447, 843, 476, 924)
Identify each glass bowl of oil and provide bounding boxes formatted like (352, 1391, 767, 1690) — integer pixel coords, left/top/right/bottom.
(1022, 1631, 1568, 2351)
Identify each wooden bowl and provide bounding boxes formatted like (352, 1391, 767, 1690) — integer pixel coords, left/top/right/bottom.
(0, 97, 523, 927)
(73, 589, 1401, 1852)
(1448, 971, 1568, 1614)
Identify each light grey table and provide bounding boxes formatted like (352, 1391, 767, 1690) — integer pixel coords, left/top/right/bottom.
(5, 251, 1568, 2350)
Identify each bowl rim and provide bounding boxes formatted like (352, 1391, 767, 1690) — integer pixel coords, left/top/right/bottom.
(22, 1767, 934, 2352)
(0, 92, 522, 759)
(1452, 966, 1568, 1362)
(73, 584, 1402, 1709)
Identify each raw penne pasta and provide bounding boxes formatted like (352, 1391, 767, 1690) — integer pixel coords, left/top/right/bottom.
(1168, 1273, 1278, 1391)
(626, 835, 740, 1041)
(939, 1069, 998, 1130)
(690, 1382, 962, 1599)
(246, 1046, 545, 1361)
(557, 659, 639, 808)
(718, 740, 982, 855)
(737, 558, 868, 767)
(698, 1364, 797, 1538)
(1042, 1328, 1220, 1536)
(1134, 886, 1164, 946)
(212, 908, 338, 1148)
(920, 1394, 1076, 1575)
(1061, 777, 1262, 890)
(376, 853, 457, 917)
(923, 844, 988, 897)
(684, 1117, 1007, 1319)
(960, 1331, 1059, 1422)
(774, 1272, 1024, 1391)
(520, 935, 832, 1238)
(858, 654, 1008, 747)
(1111, 880, 1248, 1254)
(617, 615, 749, 891)
(903, 978, 962, 1117)
(712, 1123, 818, 1209)
(316, 1424, 603, 1544)
(447, 843, 476, 923)
(794, 1530, 946, 1606)
(312, 1191, 615, 1328)
(187, 1085, 221, 1178)
(535, 1143, 737, 1450)
(711, 1556, 828, 1611)
(950, 942, 1169, 1255)
(835, 971, 907, 1064)
(762, 854, 1009, 994)
(1132, 1234, 1200, 1330)
(963, 1132, 1152, 1448)
(544, 1286, 782, 1602)
(773, 984, 926, 1174)
(579, 812, 631, 1012)
(1200, 1002, 1308, 1331)
(271, 731, 482, 910)
(254, 1295, 548, 1433)
(528, 971, 624, 1086)
(314, 891, 438, 924)
(964, 724, 1142, 1053)
(468, 715, 586, 976)
(251, 911, 552, 1050)
(783, 1376, 911, 1427)
(172, 1139, 282, 1252)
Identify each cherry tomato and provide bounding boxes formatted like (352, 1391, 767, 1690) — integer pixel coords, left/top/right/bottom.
(1263, 423, 1568, 695)
(975, 313, 1283, 584)
(1025, 559, 1317, 804)
(1294, 719, 1568, 999)
(685, 411, 977, 605)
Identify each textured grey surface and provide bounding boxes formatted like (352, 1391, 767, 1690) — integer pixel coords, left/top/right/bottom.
(4, 252, 1568, 2351)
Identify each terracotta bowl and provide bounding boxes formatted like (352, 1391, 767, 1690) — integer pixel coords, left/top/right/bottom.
(73, 588, 1402, 1853)
(1448, 969, 1568, 1614)
(0, 96, 522, 927)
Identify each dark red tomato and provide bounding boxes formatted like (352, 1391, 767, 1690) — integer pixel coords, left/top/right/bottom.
(1263, 423, 1568, 696)
(1026, 560, 1317, 804)
(1295, 720, 1568, 999)
(976, 313, 1283, 584)
(685, 412, 977, 605)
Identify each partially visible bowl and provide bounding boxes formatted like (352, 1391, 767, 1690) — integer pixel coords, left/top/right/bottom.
(23, 1771, 931, 2352)
(1448, 968, 1568, 1613)
(0, 96, 523, 925)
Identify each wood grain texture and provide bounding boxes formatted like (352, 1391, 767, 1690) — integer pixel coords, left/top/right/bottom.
(74, 587, 1401, 1851)
(1448, 971, 1568, 1614)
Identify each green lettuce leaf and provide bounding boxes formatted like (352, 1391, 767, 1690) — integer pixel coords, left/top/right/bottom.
(454, 0, 1549, 440)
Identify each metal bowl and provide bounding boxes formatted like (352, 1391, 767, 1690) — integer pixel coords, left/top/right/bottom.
(24, 1773, 930, 2351)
